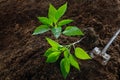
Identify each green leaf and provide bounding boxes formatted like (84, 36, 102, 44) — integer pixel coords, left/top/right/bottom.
(44, 47, 58, 57)
(75, 47, 91, 60)
(57, 46, 66, 52)
(38, 17, 52, 25)
(58, 19, 73, 27)
(63, 49, 69, 58)
(51, 27, 62, 39)
(56, 3, 67, 20)
(69, 54, 80, 70)
(46, 37, 61, 48)
(46, 51, 61, 63)
(60, 58, 70, 79)
(32, 25, 50, 35)
(48, 4, 57, 18)
(48, 4, 57, 23)
(63, 26, 84, 36)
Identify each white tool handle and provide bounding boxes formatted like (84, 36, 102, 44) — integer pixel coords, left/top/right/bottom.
(101, 28, 120, 54)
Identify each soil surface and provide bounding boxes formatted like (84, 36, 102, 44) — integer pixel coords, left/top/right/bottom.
(0, 0, 120, 80)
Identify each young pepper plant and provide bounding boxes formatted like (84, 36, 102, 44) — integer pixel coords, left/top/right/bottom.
(32, 3, 84, 38)
(32, 2, 91, 79)
(44, 37, 91, 79)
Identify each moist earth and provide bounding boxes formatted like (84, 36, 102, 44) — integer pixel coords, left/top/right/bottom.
(0, 0, 120, 80)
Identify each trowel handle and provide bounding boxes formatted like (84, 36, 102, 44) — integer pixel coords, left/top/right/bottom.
(101, 28, 120, 54)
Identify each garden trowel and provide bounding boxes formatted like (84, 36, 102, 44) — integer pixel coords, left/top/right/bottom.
(90, 28, 120, 65)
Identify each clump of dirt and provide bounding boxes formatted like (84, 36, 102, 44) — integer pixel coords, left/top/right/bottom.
(0, 0, 120, 80)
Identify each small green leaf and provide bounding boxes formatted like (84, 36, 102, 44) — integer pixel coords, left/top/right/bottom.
(48, 4, 57, 18)
(58, 19, 73, 27)
(69, 54, 80, 70)
(60, 58, 70, 79)
(46, 51, 61, 63)
(44, 48, 53, 57)
(75, 47, 91, 60)
(44, 47, 58, 57)
(58, 46, 66, 51)
(46, 37, 61, 48)
(56, 3, 67, 20)
(51, 27, 62, 39)
(48, 4, 57, 23)
(32, 25, 50, 35)
(63, 26, 84, 36)
(38, 17, 52, 25)
(63, 49, 69, 58)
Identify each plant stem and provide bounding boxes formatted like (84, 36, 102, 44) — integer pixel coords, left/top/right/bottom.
(64, 37, 85, 50)
(70, 37, 85, 46)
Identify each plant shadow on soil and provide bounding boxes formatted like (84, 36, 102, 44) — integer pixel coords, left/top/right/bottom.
(0, 0, 120, 80)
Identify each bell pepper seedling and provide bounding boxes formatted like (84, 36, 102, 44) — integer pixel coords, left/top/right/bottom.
(33, 3, 83, 39)
(32, 2, 91, 79)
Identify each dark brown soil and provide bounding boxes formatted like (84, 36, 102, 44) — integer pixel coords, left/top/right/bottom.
(0, 0, 120, 80)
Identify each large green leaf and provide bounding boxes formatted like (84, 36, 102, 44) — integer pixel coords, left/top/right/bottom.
(38, 17, 52, 25)
(46, 37, 61, 48)
(44, 47, 58, 57)
(56, 3, 67, 20)
(69, 54, 80, 70)
(75, 47, 91, 60)
(60, 58, 70, 79)
(46, 51, 61, 63)
(51, 27, 62, 39)
(58, 19, 73, 27)
(48, 4, 57, 23)
(32, 25, 50, 35)
(63, 26, 84, 36)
